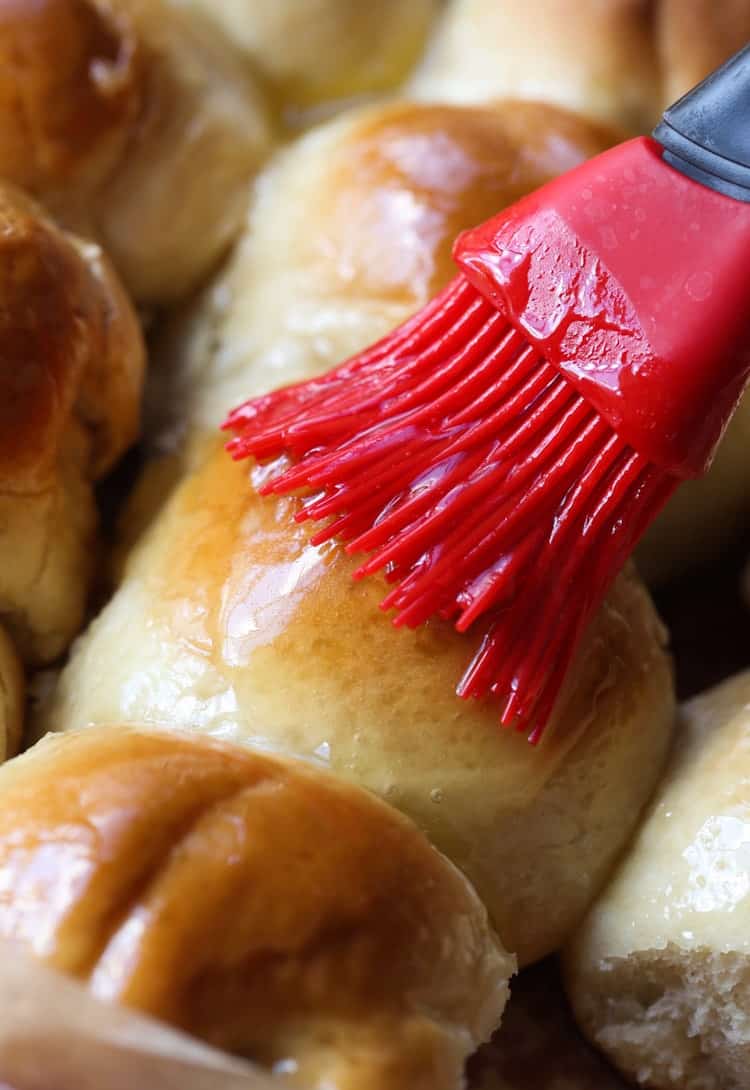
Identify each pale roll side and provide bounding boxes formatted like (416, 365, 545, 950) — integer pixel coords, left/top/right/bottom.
(410, 0, 750, 130)
(565, 670, 750, 1090)
(168, 0, 440, 115)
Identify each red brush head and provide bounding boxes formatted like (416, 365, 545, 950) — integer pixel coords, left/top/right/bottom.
(456, 136, 750, 478)
(224, 59, 750, 744)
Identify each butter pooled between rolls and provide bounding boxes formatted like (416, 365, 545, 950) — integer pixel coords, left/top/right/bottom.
(0, 725, 512, 1090)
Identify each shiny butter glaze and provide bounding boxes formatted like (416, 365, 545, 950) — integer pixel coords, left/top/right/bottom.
(0, 726, 510, 1089)
(45, 438, 675, 964)
(321, 101, 622, 309)
(153, 98, 619, 438)
(570, 671, 750, 957)
(0, 0, 142, 192)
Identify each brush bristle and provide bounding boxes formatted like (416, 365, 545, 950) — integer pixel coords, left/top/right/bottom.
(225, 275, 677, 742)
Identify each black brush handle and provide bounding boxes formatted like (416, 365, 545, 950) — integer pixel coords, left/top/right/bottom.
(653, 42, 750, 202)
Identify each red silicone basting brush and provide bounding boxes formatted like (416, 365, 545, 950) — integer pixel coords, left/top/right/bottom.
(225, 46, 750, 743)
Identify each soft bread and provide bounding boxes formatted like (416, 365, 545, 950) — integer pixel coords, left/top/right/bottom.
(564, 670, 750, 1090)
(0, 183, 144, 664)
(169, 0, 439, 115)
(0, 0, 271, 304)
(410, 0, 750, 131)
(0, 725, 512, 1090)
(43, 435, 675, 967)
(151, 98, 620, 447)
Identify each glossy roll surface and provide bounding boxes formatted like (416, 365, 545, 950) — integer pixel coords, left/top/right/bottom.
(0, 725, 512, 1090)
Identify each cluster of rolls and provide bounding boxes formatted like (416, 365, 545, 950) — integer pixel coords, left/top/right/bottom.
(0, 2, 749, 1089)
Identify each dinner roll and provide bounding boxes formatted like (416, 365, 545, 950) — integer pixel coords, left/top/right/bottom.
(0, 184, 144, 664)
(43, 436, 675, 967)
(151, 98, 619, 448)
(168, 0, 439, 115)
(149, 93, 750, 583)
(0, 628, 23, 761)
(410, 0, 750, 131)
(564, 670, 750, 1090)
(0, 0, 271, 304)
(410, 0, 657, 131)
(0, 725, 512, 1090)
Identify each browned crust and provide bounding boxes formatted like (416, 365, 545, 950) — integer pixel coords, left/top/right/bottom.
(0, 184, 144, 492)
(0, 0, 143, 194)
(0, 725, 509, 1085)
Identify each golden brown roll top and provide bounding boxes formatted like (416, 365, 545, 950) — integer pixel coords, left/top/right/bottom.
(0, 183, 144, 663)
(151, 84, 750, 581)
(411, 0, 655, 131)
(152, 98, 619, 445)
(168, 0, 439, 115)
(565, 670, 750, 1090)
(0, 0, 272, 304)
(410, 0, 750, 131)
(43, 433, 676, 967)
(0, 725, 513, 1090)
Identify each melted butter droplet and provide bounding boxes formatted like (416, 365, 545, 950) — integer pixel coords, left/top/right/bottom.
(685, 270, 713, 302)
(314, 741, 331, 763)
